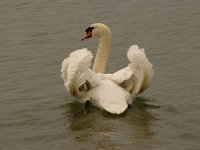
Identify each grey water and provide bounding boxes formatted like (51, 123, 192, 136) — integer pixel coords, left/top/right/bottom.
(0, 0, 200, 149)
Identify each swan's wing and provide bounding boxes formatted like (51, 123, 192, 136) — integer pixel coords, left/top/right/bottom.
(127, 45, 154, 93)
(61, 48, 100, 102)
(101, 45, 153, 101)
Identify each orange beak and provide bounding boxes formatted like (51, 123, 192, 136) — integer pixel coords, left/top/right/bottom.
(81, 32, 92, 41)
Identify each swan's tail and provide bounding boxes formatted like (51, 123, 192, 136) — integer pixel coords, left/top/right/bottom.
(89, 80, 130, 114)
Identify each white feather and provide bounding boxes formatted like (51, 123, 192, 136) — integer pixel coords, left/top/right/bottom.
(61, 23, 154, 114)
(88, 80, 130, 114)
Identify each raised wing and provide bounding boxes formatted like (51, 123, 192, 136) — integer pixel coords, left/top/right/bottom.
(99, 45, 153, 101)
(61, 48, 100, 102)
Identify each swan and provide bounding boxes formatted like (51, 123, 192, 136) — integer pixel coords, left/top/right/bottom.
(61, 23, 154, 114)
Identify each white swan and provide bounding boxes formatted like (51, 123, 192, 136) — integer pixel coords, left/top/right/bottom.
(61, 23, 154, 114)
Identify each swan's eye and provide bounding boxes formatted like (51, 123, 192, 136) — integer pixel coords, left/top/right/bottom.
(85, 27, 94, 33)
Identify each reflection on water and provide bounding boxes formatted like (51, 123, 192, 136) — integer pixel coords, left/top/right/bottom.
(62, 97, 160, 149)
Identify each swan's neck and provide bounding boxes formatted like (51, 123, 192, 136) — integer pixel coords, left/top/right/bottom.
(93, 32, 111, 74)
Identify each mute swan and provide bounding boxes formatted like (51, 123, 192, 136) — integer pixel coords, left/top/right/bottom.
(61, 23, 154, 114)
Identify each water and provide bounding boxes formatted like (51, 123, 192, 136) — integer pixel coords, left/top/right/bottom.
(0, 0, 200, 149)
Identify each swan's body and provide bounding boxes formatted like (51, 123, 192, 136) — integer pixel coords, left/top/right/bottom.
(61, 23, 153, 114)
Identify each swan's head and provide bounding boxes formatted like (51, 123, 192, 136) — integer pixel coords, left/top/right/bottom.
(81, 23, 111, 40)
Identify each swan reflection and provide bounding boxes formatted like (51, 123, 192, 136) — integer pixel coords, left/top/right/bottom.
(62, 96, 159, 149)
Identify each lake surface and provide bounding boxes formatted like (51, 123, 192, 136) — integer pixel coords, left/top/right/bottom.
(0, 0, 200, 149)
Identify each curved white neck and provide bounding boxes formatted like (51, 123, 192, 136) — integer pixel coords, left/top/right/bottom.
(93, 31, 111, 74)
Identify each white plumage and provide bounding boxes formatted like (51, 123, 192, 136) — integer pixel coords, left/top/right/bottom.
(61, 23, 153, 114)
